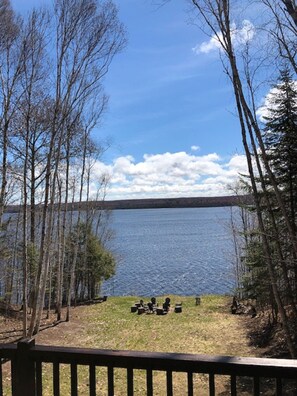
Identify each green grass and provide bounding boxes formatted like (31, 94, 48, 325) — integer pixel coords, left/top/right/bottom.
(75, 295, 254, 357)
(2, 295, 259, 395)
(49, 294, 257, 395)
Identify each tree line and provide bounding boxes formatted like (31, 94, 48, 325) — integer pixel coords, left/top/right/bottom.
(0, 0, 126, 337)
(187, 0, 297, 357)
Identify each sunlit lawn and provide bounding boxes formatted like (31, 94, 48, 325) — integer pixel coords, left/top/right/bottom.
(3, 295, 260, 395)
(81, 295, 254, 357)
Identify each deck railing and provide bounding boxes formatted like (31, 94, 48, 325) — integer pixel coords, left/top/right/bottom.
(1, 338, 297, 395)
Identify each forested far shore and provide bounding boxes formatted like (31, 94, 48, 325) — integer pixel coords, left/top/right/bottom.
(5, 195, 253, 212)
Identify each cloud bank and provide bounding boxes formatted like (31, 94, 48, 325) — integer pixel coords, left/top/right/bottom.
(89, 151, 249, 200)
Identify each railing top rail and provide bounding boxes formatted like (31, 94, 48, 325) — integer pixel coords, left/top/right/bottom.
(29, 344, 297, 366)
(1, 342, 297, 379)
(0, 343, 17, 359)
(31, 344, 297, 378)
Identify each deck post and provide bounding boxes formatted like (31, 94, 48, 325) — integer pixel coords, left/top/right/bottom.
(12, 338, 36, 396)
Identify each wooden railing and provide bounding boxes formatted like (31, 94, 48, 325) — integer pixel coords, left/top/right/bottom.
(1, 339, 297, 395)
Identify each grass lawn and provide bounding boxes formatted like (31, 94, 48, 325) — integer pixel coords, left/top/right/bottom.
(30, 295, 262, 395)
(69, 295, 255, 355)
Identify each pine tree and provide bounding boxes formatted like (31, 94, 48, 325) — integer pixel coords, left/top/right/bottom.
(262, 68, 297, 302)
(263, 69, 297, 230)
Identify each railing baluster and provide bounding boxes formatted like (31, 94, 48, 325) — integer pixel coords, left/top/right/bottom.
(11, 355, 17, 396)
(36, 361, 42, 396)
(187, 372, 193, 396)
(71, 363, 78, 396)
(146, 369, 153, 396)
(230, 375, 237, 396)
(127, 368, 133, 396)
(0, 359, 3, 396)
(166, 370, 173, 396)
(108, 366, 114, 396)
(89, 364, 96, 396)
(53, 362, 60, 396)
(276, 377, 282, 396)
(209, 373, 215, 396)
(253, 376, 260, 396)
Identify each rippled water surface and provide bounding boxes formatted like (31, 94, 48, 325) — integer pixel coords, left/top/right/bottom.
(102, 207, 235, 296)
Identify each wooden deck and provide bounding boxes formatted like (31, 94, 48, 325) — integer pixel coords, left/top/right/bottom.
(1, 338, 297, 395)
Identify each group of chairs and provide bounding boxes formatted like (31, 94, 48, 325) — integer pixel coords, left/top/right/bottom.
(130, 297, 182, 315)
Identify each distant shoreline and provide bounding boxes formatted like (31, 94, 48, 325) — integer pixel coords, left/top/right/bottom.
(97, 195, 252, 210)
(5, 195, 252, 213)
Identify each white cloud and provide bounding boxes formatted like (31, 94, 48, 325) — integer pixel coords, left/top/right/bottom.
(193, 34, 222, 54)
(88, 151, 248, 200)
(191, 145, 200, 151)
(256, 80, 297, 122)
(226, 154, 248, 174)
(193, 20, 255, 55)
(233, 20, 255, 46)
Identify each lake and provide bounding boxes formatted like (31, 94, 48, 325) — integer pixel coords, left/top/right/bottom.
(101, 207, 236, 297)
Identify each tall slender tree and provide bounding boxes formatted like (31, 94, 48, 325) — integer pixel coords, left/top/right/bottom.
(262, 69, 297, 294)
(263, 70, 297, 225)
(189, 0, 297, 356)
(27, 0, 125, 336)
(0, 0, 23, 226)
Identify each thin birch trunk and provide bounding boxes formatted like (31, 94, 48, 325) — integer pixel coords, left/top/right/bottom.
(191, 0, 297, 357)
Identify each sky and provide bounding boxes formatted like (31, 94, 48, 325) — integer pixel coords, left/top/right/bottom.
(11, 0, 253, 200)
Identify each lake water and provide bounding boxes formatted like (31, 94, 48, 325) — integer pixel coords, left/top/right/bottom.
(101, 207, 235, 297)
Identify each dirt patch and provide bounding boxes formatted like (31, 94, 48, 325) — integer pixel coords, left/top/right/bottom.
(0, 306, 86, 345)
(245, 311, 291, 358)
(34, 307, 90, 347)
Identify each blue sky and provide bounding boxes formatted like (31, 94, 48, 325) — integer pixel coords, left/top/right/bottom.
(102, 1, 241, 159)
(11, 0, 251, 200)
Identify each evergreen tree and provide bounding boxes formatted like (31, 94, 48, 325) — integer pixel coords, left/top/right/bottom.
(263, 69, 297, 230)
(65, 222, 115, 302)
(237, 70, 297, 336)
(262, 69, 297, 294)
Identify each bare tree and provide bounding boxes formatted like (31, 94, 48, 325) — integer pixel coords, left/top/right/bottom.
(262, 0, 297, 74)
(27, 0, 125, 336)
(281, 0, 297, 26)
(0, 0, 24, 226)
(190, 0, 297, 357)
